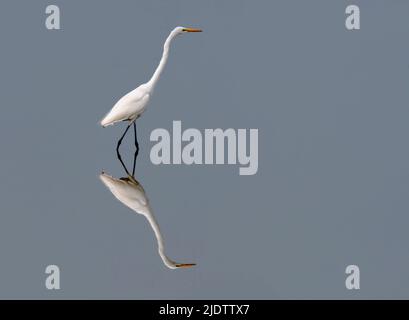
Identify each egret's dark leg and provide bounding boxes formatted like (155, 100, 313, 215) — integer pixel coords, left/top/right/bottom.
(116, 122, 132, 151)
(132, 121, 139, 177)
(116, 122, 132, 176)
(117, 150, 131, 177)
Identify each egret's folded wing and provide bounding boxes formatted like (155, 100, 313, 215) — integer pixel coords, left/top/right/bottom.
(100, 87, 149, 127)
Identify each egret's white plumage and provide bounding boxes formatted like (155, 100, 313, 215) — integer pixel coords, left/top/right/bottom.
(100, 26, 202, 128)
(99, 172, 196, 269)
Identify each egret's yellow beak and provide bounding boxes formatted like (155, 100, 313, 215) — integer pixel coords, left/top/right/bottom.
(175, 263, 196, 268)
(183, 28, 202, 33)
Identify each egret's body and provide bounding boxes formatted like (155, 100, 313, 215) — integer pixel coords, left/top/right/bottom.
(100, 172, 196, 269)
(100, 26, 202, 155)
(101, 85, 150, 127)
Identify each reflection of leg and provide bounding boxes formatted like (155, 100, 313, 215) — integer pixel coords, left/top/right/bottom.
(116, 122, 132, 176)
(132, 121, 139, 177)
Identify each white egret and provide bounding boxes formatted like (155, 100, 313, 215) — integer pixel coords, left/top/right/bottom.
(99, 172, 196, 269)
(100, 26, 202, 162)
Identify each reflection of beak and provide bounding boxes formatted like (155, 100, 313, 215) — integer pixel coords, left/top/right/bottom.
(183, 28, 202, 32)
(175, 263, 196, 268)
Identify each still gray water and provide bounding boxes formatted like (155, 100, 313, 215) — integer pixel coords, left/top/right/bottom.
(0, 0, 409, 298)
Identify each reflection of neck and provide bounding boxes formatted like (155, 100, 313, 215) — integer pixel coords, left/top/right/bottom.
(147, 30, 178, 90)
(145, 206, 176, 269)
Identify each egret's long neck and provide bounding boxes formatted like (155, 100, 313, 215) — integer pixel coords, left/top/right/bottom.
(147, 30, 178, 89)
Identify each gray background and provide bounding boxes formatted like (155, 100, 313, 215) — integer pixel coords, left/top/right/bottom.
(0, 0, 408, 299)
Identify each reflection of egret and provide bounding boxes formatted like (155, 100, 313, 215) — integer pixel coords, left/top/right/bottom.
(100, 26, 202, 172)
(99, 171, 196, 269)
